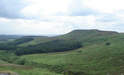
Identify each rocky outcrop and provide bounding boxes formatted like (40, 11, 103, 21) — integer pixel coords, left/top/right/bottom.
(0, 71, 18, 75)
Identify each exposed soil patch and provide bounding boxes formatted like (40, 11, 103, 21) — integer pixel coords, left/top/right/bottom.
(0, 64, 33, 70)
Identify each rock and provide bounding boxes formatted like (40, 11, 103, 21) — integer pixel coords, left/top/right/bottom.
(0, 71, 18, 75)
(0, 73, 10, 75)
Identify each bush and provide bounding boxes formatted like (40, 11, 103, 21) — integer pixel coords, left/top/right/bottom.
(106, 42, 111, 46)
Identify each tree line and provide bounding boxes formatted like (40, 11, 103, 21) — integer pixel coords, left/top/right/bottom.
(0, 39, 82, 55)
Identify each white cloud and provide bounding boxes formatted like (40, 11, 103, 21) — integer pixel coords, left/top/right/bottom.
(0, 0, 124, 35)
(0, 15, 121, 35)
(0, 17, 74, 35)
(21, 0, 70, 17)
(84, 0, 124, 13)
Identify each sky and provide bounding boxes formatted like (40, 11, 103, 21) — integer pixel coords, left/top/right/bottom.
(0, 0, 124, 35)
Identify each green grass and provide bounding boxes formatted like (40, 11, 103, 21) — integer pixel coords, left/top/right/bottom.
(14, 34, 124, 75)
(0, 51, 62, 75)
(0, 30, 124, 75)
(0, 65, 62, 75)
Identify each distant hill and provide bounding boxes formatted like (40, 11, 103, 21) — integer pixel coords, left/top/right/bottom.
(0, 35, 23, 43)
(0, 35, 22, 39)
(0, 29, 119, 55)
(16, 29, 118, 47)
(59, 29, 118, 43)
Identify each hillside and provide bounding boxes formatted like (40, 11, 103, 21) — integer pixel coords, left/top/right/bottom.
(19, 33, 124, 75)
(0, 29, 118, 55)
(0, 29, 124, 75)
(17, 29, 118, 47)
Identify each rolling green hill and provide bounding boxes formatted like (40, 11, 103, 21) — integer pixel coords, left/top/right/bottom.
(0, 29, 118, 55)
(16, 33, 124, 75)
(0, 29, 124, 75)
(16, 29, 118, 47)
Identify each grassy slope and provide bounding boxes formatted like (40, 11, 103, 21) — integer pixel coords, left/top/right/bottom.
(18, 36, 56, 47)
(0, 51, 61, 75)
(0, 30, 124, 75)
(0, 66, 62, 75)
(17, 33, 124, 75)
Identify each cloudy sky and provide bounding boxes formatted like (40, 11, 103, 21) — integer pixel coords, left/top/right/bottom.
(0, 0, 124, 35)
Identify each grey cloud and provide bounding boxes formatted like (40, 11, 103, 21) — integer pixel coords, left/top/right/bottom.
(0, 0, 25, 19)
